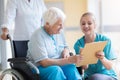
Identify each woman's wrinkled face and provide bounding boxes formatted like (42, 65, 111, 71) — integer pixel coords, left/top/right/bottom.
(80, 15, 96, 35)
(50, 18, 63, 34)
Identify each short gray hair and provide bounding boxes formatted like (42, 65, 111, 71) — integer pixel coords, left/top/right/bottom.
(42, 7, 66, 26)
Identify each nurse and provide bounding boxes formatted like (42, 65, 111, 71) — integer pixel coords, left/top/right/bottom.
(74, 12, 117, 80)
(1, 0, 46, 57)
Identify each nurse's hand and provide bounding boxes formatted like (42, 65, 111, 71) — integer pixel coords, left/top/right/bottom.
(1, 27, 9, 40)
(96, 51, 105, 60)
(82, 65, 89, 70)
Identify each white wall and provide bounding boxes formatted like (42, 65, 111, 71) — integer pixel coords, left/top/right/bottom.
(102, 0, 120, 32)
(102, 0, 120, 25)
(87, 0, 120, 32)
(87, 0, 101, 32)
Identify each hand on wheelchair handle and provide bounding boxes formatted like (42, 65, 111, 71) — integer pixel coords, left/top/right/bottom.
(7, 34, 11, 39)
(1, 27, 9, 40)
(1, 33, 9, 40)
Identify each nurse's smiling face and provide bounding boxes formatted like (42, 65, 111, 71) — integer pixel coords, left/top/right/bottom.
(80, 14, 96, 36)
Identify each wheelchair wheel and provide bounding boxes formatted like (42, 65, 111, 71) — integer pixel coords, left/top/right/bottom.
(0, 69, 24, 80)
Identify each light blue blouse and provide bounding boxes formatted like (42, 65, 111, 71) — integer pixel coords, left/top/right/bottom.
(27, 27, 68, 63)
(74, 33, 117, 79)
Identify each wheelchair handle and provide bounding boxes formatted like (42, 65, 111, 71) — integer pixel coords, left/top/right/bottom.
(6, 34, 10, 39)
(7, 34, 15, 58)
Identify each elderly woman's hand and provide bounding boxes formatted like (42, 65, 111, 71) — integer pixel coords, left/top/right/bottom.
(62, 48, 70, 58)
(96, 51, 105, 60)
(68, 54, 83, 64)
(75, 54, 84, 63)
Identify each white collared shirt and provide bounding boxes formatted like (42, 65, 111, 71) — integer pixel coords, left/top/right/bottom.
(1, 0, 46, 40)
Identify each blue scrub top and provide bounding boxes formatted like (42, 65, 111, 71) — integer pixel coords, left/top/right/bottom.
(74, 33, 117, 79)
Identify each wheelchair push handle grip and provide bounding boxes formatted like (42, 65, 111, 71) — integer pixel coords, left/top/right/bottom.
(7, 34, 12, 40)
(7, 34, 15, 58)
(7, 34, 10, 39)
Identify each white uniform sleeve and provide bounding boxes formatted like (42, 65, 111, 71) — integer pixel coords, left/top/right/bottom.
(1, 0, 17, 29)
(40, 0, 47, 26)
(41, 0, 47, 12)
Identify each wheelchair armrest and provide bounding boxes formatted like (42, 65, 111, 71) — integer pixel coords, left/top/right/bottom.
(8, 58, 40, 74)
(27, 61, 40, 74)
(8, 57, 30, 63)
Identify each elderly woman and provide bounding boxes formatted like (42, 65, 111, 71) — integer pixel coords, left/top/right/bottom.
(74, 12, 117, 80)
(27, 7, 83, 80)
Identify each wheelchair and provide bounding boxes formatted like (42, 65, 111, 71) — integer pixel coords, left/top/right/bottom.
(0, 35, 40, 80)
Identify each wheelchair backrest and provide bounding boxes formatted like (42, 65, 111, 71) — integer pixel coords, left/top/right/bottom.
(13, 41, 29, 58)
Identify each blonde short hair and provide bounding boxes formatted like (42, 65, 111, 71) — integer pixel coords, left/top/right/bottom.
(80, 12, 96, 23)
(42, 7, 66, 26)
